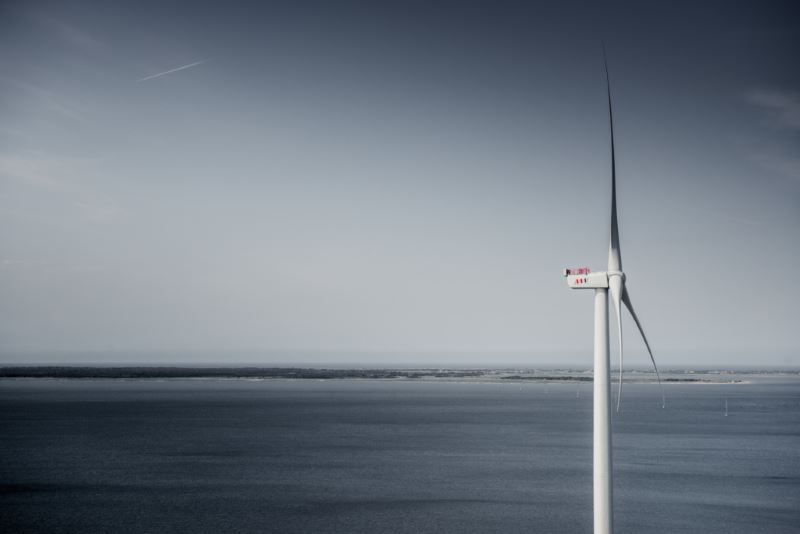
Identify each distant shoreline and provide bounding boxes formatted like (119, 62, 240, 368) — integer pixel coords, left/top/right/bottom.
(0, 366, 755, 383)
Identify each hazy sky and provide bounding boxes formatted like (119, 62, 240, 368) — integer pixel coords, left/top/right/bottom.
(1, 0, 798, 366)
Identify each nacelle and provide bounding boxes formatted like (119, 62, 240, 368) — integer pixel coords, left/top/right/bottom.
(564, 269, 608, 289)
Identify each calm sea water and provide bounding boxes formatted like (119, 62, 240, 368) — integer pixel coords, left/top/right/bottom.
(1, 378, 798, 533)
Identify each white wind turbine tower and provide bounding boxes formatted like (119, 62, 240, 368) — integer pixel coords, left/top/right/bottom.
(562, 55, 665, 534)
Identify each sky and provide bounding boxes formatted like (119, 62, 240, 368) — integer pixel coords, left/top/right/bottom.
(1, 0, 798, 366)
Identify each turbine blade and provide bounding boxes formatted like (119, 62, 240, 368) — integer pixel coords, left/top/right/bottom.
(603, 47, 622, 273)
(621, 286, 665, 408)
(609, 275, 624, 412)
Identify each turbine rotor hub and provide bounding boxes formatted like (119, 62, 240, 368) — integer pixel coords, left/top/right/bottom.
(607, 270, 626, 282)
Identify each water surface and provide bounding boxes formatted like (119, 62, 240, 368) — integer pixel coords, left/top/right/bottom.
(1, 378, 798, 533)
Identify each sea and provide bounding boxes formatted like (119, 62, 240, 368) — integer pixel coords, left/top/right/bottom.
(1, 376, 798, 533)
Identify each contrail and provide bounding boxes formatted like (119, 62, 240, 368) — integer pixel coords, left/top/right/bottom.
(137, 60, 207, 82)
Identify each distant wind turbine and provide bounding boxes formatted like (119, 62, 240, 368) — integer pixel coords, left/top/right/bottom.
(562, 52, 665, 534)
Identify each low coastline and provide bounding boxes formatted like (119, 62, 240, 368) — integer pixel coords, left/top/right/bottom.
(0, 366, 765, 384)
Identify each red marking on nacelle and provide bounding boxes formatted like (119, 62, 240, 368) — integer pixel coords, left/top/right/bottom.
(566, 267, 591, 276)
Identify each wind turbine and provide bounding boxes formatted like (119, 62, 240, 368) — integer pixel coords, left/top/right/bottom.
(562, 55, 664, 534)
